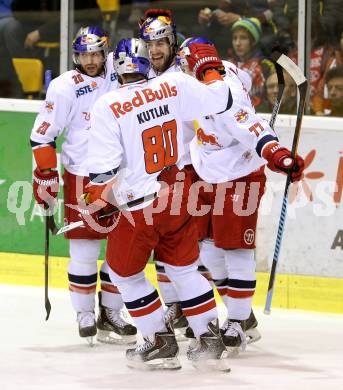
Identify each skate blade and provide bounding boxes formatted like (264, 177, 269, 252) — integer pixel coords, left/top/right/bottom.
(174, 327, 188, 342)
(86, 336, 95, 347)
(225, 346, 240, 357)
(191, 351, 231, 372)
(246, 327, 261, 344)
(127, 357, 182, 371)
(97, 330, 136, 345)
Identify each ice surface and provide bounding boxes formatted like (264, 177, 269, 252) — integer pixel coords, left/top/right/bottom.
(1, 285, 343, 390)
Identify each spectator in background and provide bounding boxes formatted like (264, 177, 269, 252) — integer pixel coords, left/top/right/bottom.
(197, 1, 277, 56)
(319, 0, 343, 47)
(325, 67, 343, 117)
(287, 16, 333, 111)
(228, 17, 274, 108)
(257, 70, 297, 114)
(0, 0, 24, 97)
(312, 28, 343, 115)
(24, 18, 60, 48)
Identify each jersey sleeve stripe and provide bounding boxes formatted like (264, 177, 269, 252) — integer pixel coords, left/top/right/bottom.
(256, 134, 278, 157)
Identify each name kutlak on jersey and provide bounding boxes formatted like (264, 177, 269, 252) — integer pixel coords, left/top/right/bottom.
(110, 82, 176, 124)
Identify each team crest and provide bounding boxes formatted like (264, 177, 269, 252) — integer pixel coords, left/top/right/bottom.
(45, 101, 54, 113)
(126, 191, 134, 201)
(235, 109, 249, 123)
(90, 81, 98, 89)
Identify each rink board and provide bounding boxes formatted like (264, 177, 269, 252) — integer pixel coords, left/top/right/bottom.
(1, 251, 342, 314)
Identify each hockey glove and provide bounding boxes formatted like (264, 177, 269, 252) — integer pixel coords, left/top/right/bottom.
(185, 43, 224, 80)
(262, 142, 305, 182)
(33, 167, 59, 209)
(78, 182, 118, 234)
(78, 201, 117, 234)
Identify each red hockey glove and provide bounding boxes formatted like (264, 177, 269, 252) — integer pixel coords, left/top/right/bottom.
(78, 203, 117, 234)
(185, 43, 223, 80)
(33, 168, 59, 209)
(78, 181, 118, 234)
(262, 142, 305, 182)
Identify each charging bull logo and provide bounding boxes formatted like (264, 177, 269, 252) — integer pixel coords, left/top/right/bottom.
(126, 63, 138, 71)
(196, 127, 223, 148)
(235, 109, 249, 123)
(80, 36, 95, 45)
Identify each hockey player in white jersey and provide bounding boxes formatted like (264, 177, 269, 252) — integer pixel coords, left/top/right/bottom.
(81, 37, 232, 370)
(139, 8, 207, 336)
(139, 8, 262, 341)
(176, 37, 305, 354)
(30, 26, 136, 344)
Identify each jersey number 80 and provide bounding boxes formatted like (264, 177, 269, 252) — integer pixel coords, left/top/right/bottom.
(142, 119, 178, 174)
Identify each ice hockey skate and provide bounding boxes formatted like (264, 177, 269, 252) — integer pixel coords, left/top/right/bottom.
(245, 310, 262, 344)
(164, 302, 189, 341)
(126, 325, 181, 370)
(77, 311, 97, 346)
(96, 292, 137, 345)
(221, 319, 247, 356)
(186, 320, 231, 372)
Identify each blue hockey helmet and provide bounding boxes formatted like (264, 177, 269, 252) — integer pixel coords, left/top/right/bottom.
(72, 26, 109, 65)
(176, 36, 214, 71)
(113, 38, 150, 78)
(139, 14, 177, 47)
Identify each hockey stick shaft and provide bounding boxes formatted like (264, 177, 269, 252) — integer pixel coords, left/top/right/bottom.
(44, 215, 51, 320)
(44, 69, 52, 321)
(264, 56, 308, 314)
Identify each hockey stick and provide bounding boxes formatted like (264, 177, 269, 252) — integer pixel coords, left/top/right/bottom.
(269, 50, 285, 129)
(264, 54, 308, 315)
(44, 69, 52, 321)
(44, 214, 52, 320)
(54, 190, 159, 236)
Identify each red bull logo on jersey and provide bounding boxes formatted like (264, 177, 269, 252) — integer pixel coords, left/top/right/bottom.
(234, 109, 249, 123)
(45, 101, 54, 113)
(196, 127, 223, 148)
(110, 82, 177, 119)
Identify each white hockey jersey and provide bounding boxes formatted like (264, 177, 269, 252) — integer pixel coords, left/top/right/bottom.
(87, 72, 231, 209)
(189, 60, 278, 183)
(30, 54, 119, 176)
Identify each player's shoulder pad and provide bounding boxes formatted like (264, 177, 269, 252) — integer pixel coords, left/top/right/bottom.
(47, 70, 76, 97)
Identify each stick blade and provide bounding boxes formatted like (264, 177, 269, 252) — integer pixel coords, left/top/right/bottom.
(45, 298, 51, 321)
(275, 54, 307, 86)
(56, 220, 84, 235)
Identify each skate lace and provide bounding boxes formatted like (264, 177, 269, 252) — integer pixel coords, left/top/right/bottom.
(135, 337, 154, 352)
(225, 321, 247, 351)
(105, 308, 129, 328)
(164, 304, 177, 323)
(77, 311, 95, 328)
